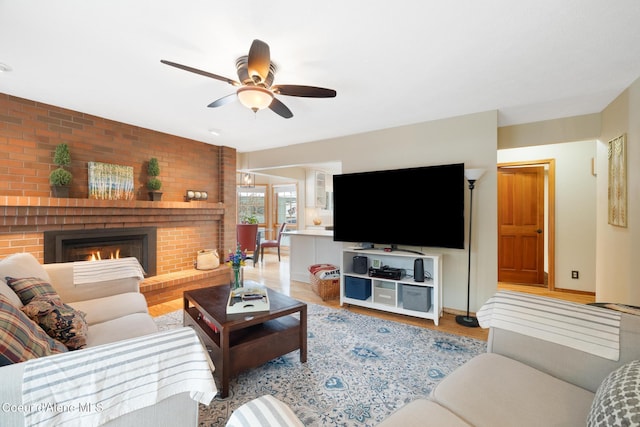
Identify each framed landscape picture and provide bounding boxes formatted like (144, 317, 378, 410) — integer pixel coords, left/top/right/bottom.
(607, 134, 627, 227)
(88, 162, 135, 200)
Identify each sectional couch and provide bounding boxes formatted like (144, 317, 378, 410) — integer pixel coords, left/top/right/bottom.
(229, 291, 640, 427)
(376, 291, 640, 427)
(0, 253, 215, 427)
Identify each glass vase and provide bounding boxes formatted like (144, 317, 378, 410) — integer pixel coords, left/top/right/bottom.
(232, 265, 243, 290)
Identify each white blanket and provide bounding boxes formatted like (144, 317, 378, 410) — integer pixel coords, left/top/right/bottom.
(477, 291, 621, 361)
(22, 327, 217, 427)
(73, 257, 145, 285)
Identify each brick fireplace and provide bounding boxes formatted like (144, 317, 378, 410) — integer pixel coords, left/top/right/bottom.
(0, 195, 231, 305)
(0, 93, 239, 305)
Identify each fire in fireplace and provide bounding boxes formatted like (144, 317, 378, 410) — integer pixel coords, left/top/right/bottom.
(44, 227, 157, 276)
(87, 249, 121, 261)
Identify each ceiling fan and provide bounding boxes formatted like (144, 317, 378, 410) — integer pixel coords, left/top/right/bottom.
(161, 39, 336, 119)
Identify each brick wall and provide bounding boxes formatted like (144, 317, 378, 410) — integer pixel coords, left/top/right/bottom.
(0, 93, 238, 274)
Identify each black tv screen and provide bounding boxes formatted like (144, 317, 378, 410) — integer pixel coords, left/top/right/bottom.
(332, 163, 465, 249)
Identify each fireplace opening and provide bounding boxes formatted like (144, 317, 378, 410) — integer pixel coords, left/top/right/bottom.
(44, 227, 157, 276)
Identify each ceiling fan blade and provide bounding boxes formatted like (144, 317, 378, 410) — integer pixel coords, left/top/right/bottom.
(272, 85, 337, 98)
(247, 39, 271, 83)
(269, 97, 293, 119)
(235, 56, 251, 85)
(207, 93, 237, 108)
(161, 60, 240, 86)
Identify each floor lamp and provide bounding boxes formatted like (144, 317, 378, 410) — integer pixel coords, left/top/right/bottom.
(456, 168, 486, 328)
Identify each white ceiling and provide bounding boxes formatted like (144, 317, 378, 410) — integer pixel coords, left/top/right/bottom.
(1, 1, 640, 153)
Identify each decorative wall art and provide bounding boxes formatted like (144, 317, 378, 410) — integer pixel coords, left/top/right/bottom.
(607, 134, 627, 227)
(88, 162, 135, 200)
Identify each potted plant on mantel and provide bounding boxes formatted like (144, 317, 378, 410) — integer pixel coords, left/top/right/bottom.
(49, 143, 73, 198)
(147, 157, 162, 201)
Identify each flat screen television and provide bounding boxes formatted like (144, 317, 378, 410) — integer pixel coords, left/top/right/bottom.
(332, 163, 465, 249)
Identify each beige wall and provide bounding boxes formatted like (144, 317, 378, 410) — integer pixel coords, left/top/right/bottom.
(597, 77, 640, 305)
(240, 111, 499, 313)
(242, 75, 640, 308)
(498, 113, 601, 149)
(498, 141, 597, 292)
(498, 77, 640, 305)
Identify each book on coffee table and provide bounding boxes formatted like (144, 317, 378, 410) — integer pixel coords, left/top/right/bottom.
(226, 284, 270, 314)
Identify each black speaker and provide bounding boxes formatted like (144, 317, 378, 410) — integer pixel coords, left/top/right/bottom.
(353, 256, 368, 274)
(414, 258, 424, 282)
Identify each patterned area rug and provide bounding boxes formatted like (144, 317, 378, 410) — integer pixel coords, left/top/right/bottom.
(154, 304, 486, 426)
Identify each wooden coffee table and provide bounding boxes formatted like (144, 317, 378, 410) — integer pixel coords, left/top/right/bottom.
(183, 284, 307, 398)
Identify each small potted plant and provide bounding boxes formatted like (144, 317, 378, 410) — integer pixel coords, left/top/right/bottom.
(49, 143, 73, 197)
(241, 214, 259, 224)
(147, 157, 162, 201)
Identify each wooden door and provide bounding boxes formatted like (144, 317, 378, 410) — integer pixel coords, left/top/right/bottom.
(498, 166, 545, 284)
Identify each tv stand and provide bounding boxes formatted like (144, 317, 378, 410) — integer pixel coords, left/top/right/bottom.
(340, 248, 443, 325)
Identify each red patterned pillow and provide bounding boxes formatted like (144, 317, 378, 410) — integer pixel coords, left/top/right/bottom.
(21, 296, 88, 350)
(5, 277, 58, 305)
(0, 294, 68, 366)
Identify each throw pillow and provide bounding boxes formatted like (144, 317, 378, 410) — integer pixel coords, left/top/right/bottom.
(0, 280, 23, 308)
(226, 395, 304, 427)
(21, 295, 88, 350)
(0, 253, 53, 287)
(588, 360, 640, 426)
(0, 294, 68, 366)
(5, 277, 58, 305)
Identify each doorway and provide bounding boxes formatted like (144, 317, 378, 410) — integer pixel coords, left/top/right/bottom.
(497, 159, 556, 289)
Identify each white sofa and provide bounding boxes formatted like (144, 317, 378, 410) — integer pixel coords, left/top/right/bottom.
(0, 253, 215, 427)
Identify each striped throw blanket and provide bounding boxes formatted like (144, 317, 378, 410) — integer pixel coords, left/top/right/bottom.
(477, 291, 621, 361)
(22, 327, 217, 427)
(73, 257, 145, 285)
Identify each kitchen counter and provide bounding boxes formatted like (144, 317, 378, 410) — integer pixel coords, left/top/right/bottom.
(283, 229, 342, 283)
(282, 229, 334, 237)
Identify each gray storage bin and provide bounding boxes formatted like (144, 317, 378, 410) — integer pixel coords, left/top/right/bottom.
(402, 284, 432, 312)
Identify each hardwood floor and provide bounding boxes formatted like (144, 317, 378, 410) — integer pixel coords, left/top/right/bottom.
(497, 282, 595, 305)
(148, 254, 595, 342)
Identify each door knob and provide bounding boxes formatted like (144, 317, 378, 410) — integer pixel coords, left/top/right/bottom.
(536, 229, 542, 234)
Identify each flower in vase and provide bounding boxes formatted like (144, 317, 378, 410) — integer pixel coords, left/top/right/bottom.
(226, 244, 247, 269)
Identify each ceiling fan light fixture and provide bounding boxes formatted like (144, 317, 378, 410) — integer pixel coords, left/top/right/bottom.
(162, 39, 335, 119)
(237, 86, 273, 112)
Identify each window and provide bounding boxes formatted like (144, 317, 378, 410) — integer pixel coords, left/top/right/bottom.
(237, 185, 266, 224)
(273, 184, 297, 225)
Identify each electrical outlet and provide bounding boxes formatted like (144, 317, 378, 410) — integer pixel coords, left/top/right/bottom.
(571, 270, 579, 279)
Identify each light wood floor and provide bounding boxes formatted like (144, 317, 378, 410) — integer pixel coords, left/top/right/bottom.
(148, 254, 595, 342)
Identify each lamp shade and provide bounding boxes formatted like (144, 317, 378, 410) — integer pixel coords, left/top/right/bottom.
(464, 168, 486, 182)
(239, 172, 255, 188)
(237, 86, 274, 112)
